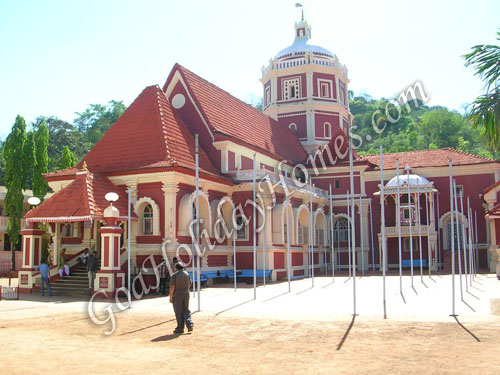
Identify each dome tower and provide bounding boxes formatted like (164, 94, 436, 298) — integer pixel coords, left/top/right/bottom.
(261, 17, 350, 155)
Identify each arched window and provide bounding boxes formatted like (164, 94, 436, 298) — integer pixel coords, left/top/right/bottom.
(289, 123, 297, 133)
(334, 218, 350, 242)
(143, 204, 153, 235)
(324, 122, 331, 139)
(446, 218, 464, 250)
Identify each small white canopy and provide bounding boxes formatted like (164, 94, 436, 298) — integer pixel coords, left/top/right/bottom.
(386, 174, 431, 188)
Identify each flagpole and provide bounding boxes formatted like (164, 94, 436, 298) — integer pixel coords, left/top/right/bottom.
(449, 160, 456, 316)
(453, 180, 463, 301)
(127, 187, 131, 306)
(233, 226, 237, 291)
(263, 199, 266, 287)
(396, 160, 402, 295)
(329, 184, 335, 282)
(253, 153, 257, 300)
(406, 165, 414, 290)
(195, 134, 201, 312)
(459, 190, 469, 293)
(474, 210, 478, 276)
(417, 178, 424, 283)
(348, 118, 356, 314)
(467, 198, 474, 286)
(359, 195, 364, 276)
(425, 190, 431, 278)
(370, 200, 375, 271)
(285, 170, 291, 292)
(309, 178, 314, 287)
(347, 190, 352, 278)
(380, 145, 387, 319)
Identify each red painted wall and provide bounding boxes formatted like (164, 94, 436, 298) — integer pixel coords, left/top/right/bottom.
(274, 252, 285, 269)
(138, 182, 165, 238)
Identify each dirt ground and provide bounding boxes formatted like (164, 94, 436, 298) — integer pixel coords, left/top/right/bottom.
(1, 311, 499, 375)
(1, 275, 500, 374)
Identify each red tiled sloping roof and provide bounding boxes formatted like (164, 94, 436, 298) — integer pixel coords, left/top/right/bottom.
(165, 64, 308, 163)
(44, 167, 78, 180)
(483, 180, 500, 195)
(78, 85, 219, 176)
(363, 148, 499, 170)
(487, 202, 500, 216)
(25, 170, 135, 222)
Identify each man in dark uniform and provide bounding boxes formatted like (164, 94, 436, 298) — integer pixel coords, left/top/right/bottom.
(169, 263, 194, 334)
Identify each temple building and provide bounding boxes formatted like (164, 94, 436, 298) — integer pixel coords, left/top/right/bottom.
(19, 17, 500, 295)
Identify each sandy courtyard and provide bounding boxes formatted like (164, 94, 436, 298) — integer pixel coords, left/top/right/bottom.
(1, 274, 500, 375)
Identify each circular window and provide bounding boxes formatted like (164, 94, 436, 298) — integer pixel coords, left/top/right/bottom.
(171, 93, 186, 109)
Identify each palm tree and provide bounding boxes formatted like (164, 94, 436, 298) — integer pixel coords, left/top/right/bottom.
(463, 30, 500, 150)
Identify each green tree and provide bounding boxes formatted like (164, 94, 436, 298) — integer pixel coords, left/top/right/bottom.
(33, 119, 49, 201)
(60, 146, 76, 169)
(74, 100, 126, 144)
(4, 116, 27, 270)
(23, 130, 36, 189)
(464, 30, 500, 150)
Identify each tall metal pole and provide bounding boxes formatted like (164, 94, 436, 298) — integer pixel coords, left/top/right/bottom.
(380, 146, 387, 319)
(425, 191, 431, 277)
(233, 226, 237, 291)
(309, 178, 314, 287)
(467, 198, 474, 286)
(359, 196, 364, 275)
(474, 211, 478, 276)
(347, 191, 352, 278)
(396, 160, 402, 294)
(127, 187, 131, 304)
(459, 190, 469, 292)
(190, 201, 195, 297)
(329, 184, 335, 282)
(417, 178, 424, 282)
(348, 117, 357, 316)
(370, 200, 375, 271)
(285, 170, 291, 292)
(453, 181, 463, 301)
(449, 160, 456, 316)
(252, 153, 257, 300)
(263, 202, 266, 286)
(406, 166, 414, 289)
(195, 134, 201, 312)
(437, 192, 442, 270)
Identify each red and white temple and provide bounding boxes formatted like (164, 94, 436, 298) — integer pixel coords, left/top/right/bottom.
(19, 17, 500, 295)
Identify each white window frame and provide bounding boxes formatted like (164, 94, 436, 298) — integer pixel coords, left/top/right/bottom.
(318, 79, 333, 99)
(235, 215, 248, 241)
(315, 228, 324, 246)
(403, 237, 419, 252)
(143, 204, 154, 235)
(283, 77, 301, 101)
(265, 86, 271, 107)
(334, 217, 350, 242)
(324, 122, 332, 139)
(297, 226, 308, 245)
(289, 123, 297, 133)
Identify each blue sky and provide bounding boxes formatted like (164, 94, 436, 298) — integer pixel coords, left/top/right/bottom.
(0, 0, 499, 138)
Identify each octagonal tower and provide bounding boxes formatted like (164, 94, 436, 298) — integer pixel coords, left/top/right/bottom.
(262, 17, 350, 155)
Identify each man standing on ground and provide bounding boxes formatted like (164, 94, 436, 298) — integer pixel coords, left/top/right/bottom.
(169, 263, 194, 334)
(36, 258, 52, 296)
(158, 258, 168, 295)
(87, 251, 98, 292)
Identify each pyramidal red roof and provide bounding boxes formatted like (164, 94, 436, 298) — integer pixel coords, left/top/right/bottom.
(165, 64, 308, 163)
(363, 148, 499, 170)
(78, 85, 219, 176)
(25, 170, 135, 222)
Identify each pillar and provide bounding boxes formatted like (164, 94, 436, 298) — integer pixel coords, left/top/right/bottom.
(162, 180, 179, 242)
(96, 205, 124, 295)
(489, 218, 498, 273)
(18, 225, 45, 292)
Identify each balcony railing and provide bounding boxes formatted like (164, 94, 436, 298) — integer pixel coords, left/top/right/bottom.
(383, 225, 433, 236)
(234, 169, 329, 198)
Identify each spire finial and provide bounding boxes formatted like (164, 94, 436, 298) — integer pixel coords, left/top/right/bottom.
(295, 3, 304, 21)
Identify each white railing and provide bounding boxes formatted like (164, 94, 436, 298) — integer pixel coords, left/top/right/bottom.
(234, 169, 329, 198)
(384, 225, 432, 236)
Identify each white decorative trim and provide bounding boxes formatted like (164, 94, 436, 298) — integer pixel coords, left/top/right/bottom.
(135, 197, 161, 236)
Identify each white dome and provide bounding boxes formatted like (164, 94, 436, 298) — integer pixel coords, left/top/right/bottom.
(386, 174, 430, 188)
(275, 38, 334, 60)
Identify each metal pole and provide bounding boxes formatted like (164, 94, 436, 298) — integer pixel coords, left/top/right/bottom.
(453, 181, 463, 301)
(253, 153, 257, 300)
(396, 160, 402, 294)
(285, 170, 291, 292)
(380, 146, 387, 319)
(233, 227, 237, 291)
(407, 166, 414, 289)
(474, 211, 478, 276)
(449, 160, 456, 316)
(309, 178, 314, 287)
(127, 187, 131, 305)
(329, 184, 335, 282)
(347, 191, 352, 278)
(417, 178, 423, 282)
(195, 134, 201, 312)
(359, 196, 364, 275)
(459, 190, 469, 292)
(370, 200, 375, 271)
(190, 197, 195, 298)
(437, 192, 442, 270)
(348, 118, 357, 315)
(425, 190, 431, 277)
(263, 202, 266, 287)
(467, 198, 474, 286)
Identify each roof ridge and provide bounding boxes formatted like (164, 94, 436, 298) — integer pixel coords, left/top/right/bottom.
(154, 85, 174, 163)
(443, 147, 495, 161)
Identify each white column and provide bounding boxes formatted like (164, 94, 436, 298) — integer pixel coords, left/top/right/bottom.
(162, 181, 179, 242)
